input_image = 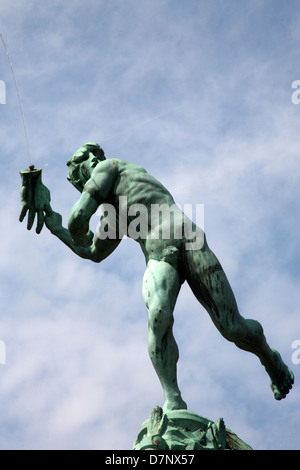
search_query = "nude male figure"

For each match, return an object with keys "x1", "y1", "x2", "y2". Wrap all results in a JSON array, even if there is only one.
[{"x1": 20, "y1": 142, "x2": 294, "y2": 411}]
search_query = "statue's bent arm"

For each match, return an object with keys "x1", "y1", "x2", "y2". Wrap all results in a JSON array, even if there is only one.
[
  {"x1": 46, "y1": 207, "x2": 122, "y2": 263},
  {"x1": 66, "y1": 162, "x2": 121, "y2": 261}
]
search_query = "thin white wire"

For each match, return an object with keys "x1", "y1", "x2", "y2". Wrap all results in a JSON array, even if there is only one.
[
  {"x1": 100, "y1": 105, "x2": 181, "y2": 145},
  {"x1": 0, "y1": 33, "x2": 32, "y2": 166}
]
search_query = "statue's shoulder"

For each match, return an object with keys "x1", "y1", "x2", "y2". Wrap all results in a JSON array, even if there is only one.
[
  {"x1": 104, "y1": 158, "x2": 148, "y2": 174},
  {"x1": 93, "y1": 158, "x2": 122, "y2": 174},
  {"x1": 93, "y1": 159, "x2": 150, "y2": 186}
]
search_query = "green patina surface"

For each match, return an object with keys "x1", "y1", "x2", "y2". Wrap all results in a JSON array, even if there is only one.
[
  {"x1": 19, "y1": 142, "x2": 294, "y2": 449},
  {"x1": 133, "y1": 407, "x2": 252, "y2": 450}
]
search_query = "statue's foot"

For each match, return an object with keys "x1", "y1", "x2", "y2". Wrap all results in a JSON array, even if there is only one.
[
  {"x1": 268, "y1": 350, "x2": 294, "y2": 400},
  {"x1": 163, "y1": 394, "x2": 188, "y2": 412}
]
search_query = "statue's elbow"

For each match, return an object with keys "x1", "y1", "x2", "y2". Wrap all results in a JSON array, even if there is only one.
[
  {"x1": 89, "y1": 253, "x2": 102, "y2": 263},
  {"x1": 88, "y1": 245, "x2": 106, "y2": 263}
]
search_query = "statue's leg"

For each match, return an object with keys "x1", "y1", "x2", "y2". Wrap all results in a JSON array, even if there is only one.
[
  {"x1": 142, "y1": 259, "x2": 187, "y2": 411},
  {"x1": 183, "y1": 237, "x2": 294, "y2": 400}
]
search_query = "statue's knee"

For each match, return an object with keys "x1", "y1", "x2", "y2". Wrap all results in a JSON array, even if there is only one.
[
  {"x1": 223, "y1": 324, "x2": 242, "y2": 343},
  {"x1": 225, "y1": 319, "x2": 264, "y2": 345},
  {"x1": 223, "y1": 321, "x2": 248, "y2": 343},
  {"x1": 148, "y1": 306, "x2": 173, "y2": 333},
  {"x1": 245, "y1": 319, "x2": 264, "y2": 346}
]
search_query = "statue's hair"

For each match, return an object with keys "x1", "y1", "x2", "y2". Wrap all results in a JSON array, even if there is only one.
[{"x1": 66, "y1": 142, "x2": 105, "y2": 168}]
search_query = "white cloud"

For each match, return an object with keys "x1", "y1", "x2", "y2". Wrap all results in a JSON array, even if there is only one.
[{"x1": 0, "y1": 0, "x2": 299, "y2": 451}]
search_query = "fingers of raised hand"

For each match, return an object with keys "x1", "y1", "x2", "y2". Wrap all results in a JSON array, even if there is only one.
[
  {"x1": 19, "y1": 203, "x2": 29, "y2": 223},
  {"x1": 27, "y1": 208, "x2": 36, "y2": 231},
  {"x1": 36, "y1": 210, "x2": 45, "y2": 234}
]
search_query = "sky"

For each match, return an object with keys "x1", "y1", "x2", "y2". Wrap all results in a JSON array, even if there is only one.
[{"x1": 0, "y1": 0, "x2": 299, "y2": 450}]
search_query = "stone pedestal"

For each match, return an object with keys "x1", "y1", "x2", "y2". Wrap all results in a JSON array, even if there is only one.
[{"x1": 133, "y1": 407, "x2": 252, "y2": 450}]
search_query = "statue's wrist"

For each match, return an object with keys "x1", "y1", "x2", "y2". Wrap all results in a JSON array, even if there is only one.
[{"x1": 45, "y1": 213, "x2": 63, "y2": 236}]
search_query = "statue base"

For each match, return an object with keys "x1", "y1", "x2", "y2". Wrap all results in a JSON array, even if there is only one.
[{"x1": 133, "y1": 407, "x2": 252, "y2": 450}]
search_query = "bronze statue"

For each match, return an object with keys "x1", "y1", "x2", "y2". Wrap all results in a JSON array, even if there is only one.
[{"x1": 19, "y1": 142, "x2": 294, "y2": 412}]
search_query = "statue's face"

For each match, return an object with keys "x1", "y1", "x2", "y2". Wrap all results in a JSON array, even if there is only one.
[
  {"x1": 67, "y1": 162, "x2": 84, "y2": 192},
  {"x1": 67, "y1": 147, "x2": 95, "y2": 192}
]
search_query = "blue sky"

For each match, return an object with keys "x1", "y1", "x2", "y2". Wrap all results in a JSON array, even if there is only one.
[{"x1": 0, "y1": 0, "x2": 300, "y2": 450}]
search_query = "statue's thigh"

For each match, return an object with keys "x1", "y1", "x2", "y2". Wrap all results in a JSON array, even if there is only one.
[{"x1": 142, "y1": 259, "x2": 181, "y2": 316}]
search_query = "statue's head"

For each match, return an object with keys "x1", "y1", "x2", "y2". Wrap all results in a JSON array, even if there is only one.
[{"x1": 66, "y1": 142, "x2": 105, "y2": 192}]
